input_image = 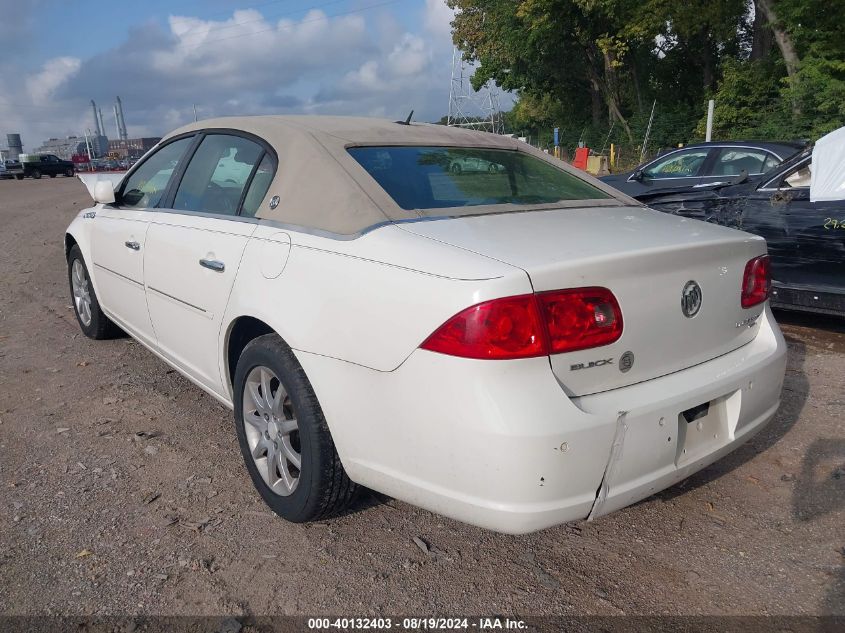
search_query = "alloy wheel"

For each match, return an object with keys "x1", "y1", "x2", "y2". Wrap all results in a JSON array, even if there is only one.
[
  {"x1": 71, "y1": 259, "x2": 92, "y2": 326},
  {"x1": 242, "y1": 366, "x2": 301, "y2": 496}
]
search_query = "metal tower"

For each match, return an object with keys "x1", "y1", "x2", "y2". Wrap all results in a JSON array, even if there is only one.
[{"x1": 446, "y1": 48, "x2": 503, "y2": 134}]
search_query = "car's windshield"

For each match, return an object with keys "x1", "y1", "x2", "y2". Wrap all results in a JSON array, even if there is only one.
[{"x1": 348, "y1": 146, "x2": 610, "y2": 211}]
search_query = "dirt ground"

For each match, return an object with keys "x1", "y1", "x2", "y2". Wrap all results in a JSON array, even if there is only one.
[{"x1": 0, "y1": 177, "x2": 842, "y2": 618}]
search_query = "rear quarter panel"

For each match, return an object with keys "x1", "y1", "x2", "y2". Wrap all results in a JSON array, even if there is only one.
[{"x1": 219, "y1": 223, "x2": 531, "y2": 393}]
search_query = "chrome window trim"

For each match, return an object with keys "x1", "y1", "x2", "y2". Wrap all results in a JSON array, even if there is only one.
[{"x1": 149, "y1": 207, "x2": 263, "y2": 226}]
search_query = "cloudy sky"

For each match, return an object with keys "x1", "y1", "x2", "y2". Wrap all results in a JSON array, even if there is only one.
[{"x1": 0, "y1": 0, "x2": 505, "y2": 151}]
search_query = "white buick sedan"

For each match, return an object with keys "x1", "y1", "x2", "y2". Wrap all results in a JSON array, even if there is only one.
[{"x1": 66, "y1": 116, "x2": 787, "y2": 533}]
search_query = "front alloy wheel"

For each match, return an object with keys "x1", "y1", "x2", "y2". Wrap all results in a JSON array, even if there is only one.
[
  {"x1": 71, "y1": 259, "x2": 92, "y2": 326},
  {"x1": 66, "y1": 244, "x2": 121, "y2": 339}
]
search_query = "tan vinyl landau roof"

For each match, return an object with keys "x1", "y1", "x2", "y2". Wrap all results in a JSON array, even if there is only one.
[{"x1": 163, "y1": 115, "x2": 639, "y2": 236}]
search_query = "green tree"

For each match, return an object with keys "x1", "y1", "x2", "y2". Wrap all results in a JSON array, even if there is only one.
[{"x1": 447, "y1": 0, "x2": 843, "y2": 153}]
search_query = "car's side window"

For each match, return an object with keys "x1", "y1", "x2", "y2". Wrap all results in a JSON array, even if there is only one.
[
  {"x1": 120, "y1": 137, "x2": 193, "y2": 209},
  {"x1": 240, "y1": 154, "x2": 275, "y2": 218},
  {"x1": 761, "y1": 153, "x2": 781, "y2": 172},
  {"x1": 642, "y1": 149, "x2": 709, "y2": 178},
  {"x1": 783, "y1": 163, "x2": 812, "y2": 189},
  {"x1": 173, "y1": 134, "x2": 264, "y2": 216},
  {"x1": 711, "y1": 148, "x2": 774, "y2": 176}
]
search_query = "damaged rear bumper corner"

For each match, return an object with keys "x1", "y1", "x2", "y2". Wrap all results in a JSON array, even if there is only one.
[{"x1": 580, "y1": 305, "x2": 787, "y2": 521}]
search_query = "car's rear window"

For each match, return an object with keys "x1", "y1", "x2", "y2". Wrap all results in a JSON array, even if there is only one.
[{"x1": 348, "y1": 146, "x2": 610, "y2": 211}]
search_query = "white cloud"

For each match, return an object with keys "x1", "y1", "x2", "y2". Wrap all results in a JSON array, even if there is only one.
[
  {"x1": 423, "y1": 0, "x2": 455, "y2": 41},
  {"x1": 26, "y1": 57, "x2": 81, "y2": 102},
  {"x1": 0, "y1": 1, "x2": 506, "y2": 151},
  {"x1": 387, "y1": 34, "x2": 430, "y2": 77}
]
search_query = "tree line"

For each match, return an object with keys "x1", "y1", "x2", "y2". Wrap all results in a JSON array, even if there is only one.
[{"x1": 447, "y1": 0, "x2": 844, "y2": 154}]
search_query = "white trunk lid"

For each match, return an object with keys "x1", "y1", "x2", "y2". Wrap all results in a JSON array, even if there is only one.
[{"x1": 400, "y1": 206, "x2": 768, "y2": 396}]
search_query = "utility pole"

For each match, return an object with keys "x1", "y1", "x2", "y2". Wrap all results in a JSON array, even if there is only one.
[
  {"x1": 640, "y1": 100, "x2": 657, "y2": 163},
  {"x1": 705, "y1": 99, "x2": 715, "y2": 142},
  {"x1": 193, "y1": 104, "x2": 198, "y2": 122}
]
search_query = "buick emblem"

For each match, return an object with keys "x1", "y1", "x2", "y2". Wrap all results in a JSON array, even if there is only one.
[
  {"x1": 619, "y1": 351, "x2": 634, "y2": 373},
  {"x1": 681, "y1": 280, "x2": 702, "y2": 318},
  {"x1": 269, "y1": 195, "x2": 280, "y2": 210}
]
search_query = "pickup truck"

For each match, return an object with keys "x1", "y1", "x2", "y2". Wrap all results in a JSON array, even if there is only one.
[{"x1": 8, "y1": 154, "x2": 75, "y2": 179}]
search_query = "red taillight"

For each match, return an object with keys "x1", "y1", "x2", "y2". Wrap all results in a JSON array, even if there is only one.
[
  {"x1": 741, "y1": 255, "x2": 771, "y2": 308},
  {"x1": 420, "y1": 294, "x2": 546, "y2": 360},
  {"x1": 420, "y1": 287, "x2": 622, "y2": 360},
  {"x1": 537, "y1": 287, "x2": 623, "y2": 354}
]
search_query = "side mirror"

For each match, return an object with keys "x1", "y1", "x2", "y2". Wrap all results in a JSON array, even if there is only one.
[
  {"x1": 631, "y1": 169, "x2": 645, "y2": 181},
  {"x1": 93, "y1": 180, "x2": 116, "y2": 204}
]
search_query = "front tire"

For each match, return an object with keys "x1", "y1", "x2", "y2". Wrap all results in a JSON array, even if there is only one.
[
  {"x1": 233, "y1": 334, "x2": 357, "y2": 522},
  {"x1": 67, "y1": 245, "x2": 120, "y2": 339},
  {"x1": 65, "y1": 168, "x2": 74, "y2": 177},
  {"x1": 31, "y1": 169, "x2": 41, "y2": 179}
]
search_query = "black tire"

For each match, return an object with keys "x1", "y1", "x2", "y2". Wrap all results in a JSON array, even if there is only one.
[
  {"x1": 67, "y1": 245, "x2": 121, "y2": 340},
  {"x1": 233, "y1": 334, "x2": 357, "y2": 522},
  {"x1": 49, "y1": 173, "x2": 56, "y2": 178},
  {"x1": 450, "y1": 162, "x2": 462, "y2": 174},
  {"x1": 15, "y1": 174, "x2": 23, "y2": 180},
  {"x1": 31, "y1": 169, "x2": 41, "y2": 179},
  {"x1": 65, "y1": 168, "x2": 74, "y2": 177}
]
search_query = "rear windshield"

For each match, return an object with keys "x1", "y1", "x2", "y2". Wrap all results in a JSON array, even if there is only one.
[{"x1": 348, "y1": 146, "x2": 610, "y2": 211}]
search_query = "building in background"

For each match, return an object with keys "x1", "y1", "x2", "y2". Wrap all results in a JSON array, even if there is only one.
[
  {"x1": 34, "y1": 136, "x2": 91, "y2": 160},
  {"x1": 107, "y1": 137, "x2": 160, "y2": 159},
  {"x1": 35, "y1": 134, "x2": 108, "y2": 160},
  {"x1": 5, "y1": 134, "x2": 23, "y2": 160},
  {"x1": 89, "y1": 100, "x2": 110, "y2": 157},
  {"x1": 89, "y1": 134, "x2": 110, "y2": 157}
]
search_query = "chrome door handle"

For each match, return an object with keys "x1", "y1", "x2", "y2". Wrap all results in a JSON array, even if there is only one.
[
  {"x1": 125, "y1": 240, "x2": 140, "y2": 251},
  {"x1": 199, "y1": 258, "x2": 225, "y2": 272}
]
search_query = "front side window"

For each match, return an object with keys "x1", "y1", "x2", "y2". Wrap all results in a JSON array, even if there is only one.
[
  {"x1": 348, "y1": 146, "x2": 609, "y2": 211},
  {"x1": 121, "y1": 137, "x2": 193, "y2": 208},
  {"x1": 642, "y1": 149, "x2": 709, "y2": 178},
  {"x1": 712, "y1": 148, "x2": 775, "y2": 176},
  {"x1": 173, "y1": 134, "x2": 264, "y2": 216},
  {"x1": 783, "y1": 162, "x2": 812, "y2": 188}
]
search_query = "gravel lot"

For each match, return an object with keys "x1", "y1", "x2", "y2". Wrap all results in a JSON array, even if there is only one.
[{"x1": 0, "y1": 177, "x2": 842, "y2": 618}]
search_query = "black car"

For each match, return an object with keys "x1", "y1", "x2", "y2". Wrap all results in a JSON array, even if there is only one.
[
  {"x1": 601, "y1": 141, "x2": 806, "y2": 198},
  {"x1": 636, "y1": 147, "x2": 844, "y2": 317},
  {"x1": 7, "y1": 154, "x2": 76, "y2": 179}
]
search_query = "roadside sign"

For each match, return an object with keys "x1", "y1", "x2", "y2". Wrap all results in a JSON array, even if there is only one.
[{"x1": 553, "y1": 127, "x2": 559, "y2": 146}]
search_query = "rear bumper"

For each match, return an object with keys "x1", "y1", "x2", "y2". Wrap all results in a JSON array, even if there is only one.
[{"x1": 299, "y1": 306, "x2": 787, "y2": 534}]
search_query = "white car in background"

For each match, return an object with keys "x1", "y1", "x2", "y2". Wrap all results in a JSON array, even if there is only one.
[{"x1": 65, "y1": 116, "x2": 786, "y2": 533}]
